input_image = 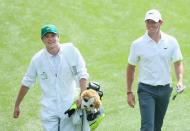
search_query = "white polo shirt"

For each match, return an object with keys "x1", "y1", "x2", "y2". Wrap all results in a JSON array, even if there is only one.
[
  {"x1": 128, "y1": 32, "x2": 183, "y2": 86},
  {"x1": 22, "y1": 43, "x2": 89, "y2": 117}
]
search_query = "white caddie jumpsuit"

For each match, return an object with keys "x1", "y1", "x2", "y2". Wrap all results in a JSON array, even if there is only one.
[{"x1": 22, "y1": 43, "x2": 89, "y2": 131}]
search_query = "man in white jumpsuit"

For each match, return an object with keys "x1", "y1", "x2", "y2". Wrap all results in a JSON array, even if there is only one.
[{"x1": 13, "y1": 24, "x2": 89, "y2": 131}]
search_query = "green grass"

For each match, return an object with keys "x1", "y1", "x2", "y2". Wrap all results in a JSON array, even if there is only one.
[{"x1": 0, "y1": 0, "x2": 190, "y2": 130}]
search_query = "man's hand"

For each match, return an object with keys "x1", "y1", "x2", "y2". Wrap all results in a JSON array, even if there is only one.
[
  {"x1": 172, "y1": 82, "x2": 186, "y2": 100},
  {"x1": 76, "y1": 98, "x2": 82, "y2": 108},
  {"x1": 174, "y1": 61, "x2": 184, "y2": 93},
  {"x1": 176, "y1": 81, "x2": 185, "y2": 93},
  {"x1": 176, "y1": 81, "x2": 183, "y2": 89},
  {"x1": 13, "y1": 85, "x2": 29, "y2": 119},
  {"x1": 127, "y1": 92, "x2": 135, "y2": 108},
  {"x1": 64, "y1": 102, "x2": 78, "y2": 117},
  {"x1": 13, "y1": 106, "x2": 20, "y2": 118},
  {"x1": 126, "y1": 64, "x2": 136, "y2": 108}
]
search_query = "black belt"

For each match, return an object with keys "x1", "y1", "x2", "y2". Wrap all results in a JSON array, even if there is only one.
[{"x1": 139, "y1": 82, "x2": 170, "y2": 87}]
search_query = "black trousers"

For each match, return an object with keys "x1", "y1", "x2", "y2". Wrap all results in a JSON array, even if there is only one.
[{"x1": 138, "y1": 83, "x2": 173, "y2": 131}]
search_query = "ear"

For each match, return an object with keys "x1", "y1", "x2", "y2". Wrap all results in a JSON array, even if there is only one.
[
  {"x1": 94, "y1": 96, "x2": 101, "y2": 109},
  {"x1": 41, "y1": 37, "x2": 45, "y2": 43},
  {"x1": 159, "y1": 20, "x2": 164, "y2": 25},
  {"x1": 81, "y1": 90, "x2": 88, "y2": 98}
]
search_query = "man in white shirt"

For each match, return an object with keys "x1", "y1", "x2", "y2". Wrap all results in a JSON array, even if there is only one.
[
  {"x1": 13, "y1": 24, "x2": 89, "y2": 131},
  {"x1": 126, "y1": 9, "x2": 184, "y2": 131}
]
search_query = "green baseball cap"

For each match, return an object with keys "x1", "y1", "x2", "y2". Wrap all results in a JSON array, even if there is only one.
[{"x1": 41, "y1": 24, "x2": 58, "y2": 38}]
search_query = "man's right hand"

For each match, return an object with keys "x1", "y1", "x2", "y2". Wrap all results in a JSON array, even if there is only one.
[
  {"x1": 13, "y1": 85, "x2": 29, "y2": 119},
  {"x1": 127, "y1": 92, "x2": 135, "y2": 108},
  {"x1": 13, "y1": 106, "x2": 20, "y2": 118}
]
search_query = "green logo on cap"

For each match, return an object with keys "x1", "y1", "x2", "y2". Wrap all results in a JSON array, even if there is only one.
[{"x1": 41, "y1": 24, "x2": 58, "y2": 38}]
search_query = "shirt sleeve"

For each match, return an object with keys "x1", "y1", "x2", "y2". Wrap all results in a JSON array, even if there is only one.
[
  {"x1": 74, "y1": 47, "x2": 89, "y2": 80},
  {"x1": 21, "y1": 57, "x2": 37, "y2": 88},
  {"x1": 71, "y1": 47, "x2": 89, "y2": 80},
  {"x1": 171, "y1": 39, "x2": 183, "y2": 63},
  {"x1": 128, "y1": 43, "x2": 139, "y2": 65}
]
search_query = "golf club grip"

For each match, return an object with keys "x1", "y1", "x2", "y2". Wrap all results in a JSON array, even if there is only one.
[{"x1": 172, "y1": 94, "x2": 177, "y2": 100}]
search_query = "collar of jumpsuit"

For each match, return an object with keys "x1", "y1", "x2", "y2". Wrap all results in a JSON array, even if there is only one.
[{"x1": 45, "y1": 47, "x2": 62, "y2": 78}]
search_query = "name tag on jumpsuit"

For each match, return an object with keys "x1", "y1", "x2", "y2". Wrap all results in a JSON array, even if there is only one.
[{"x1": 40, "y1": 72, "x2": 48, "y2": 80}]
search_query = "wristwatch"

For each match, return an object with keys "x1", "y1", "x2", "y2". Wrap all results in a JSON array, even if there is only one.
[{"x1": 127, "y1": 91, "x2": 133, "y2": 95}]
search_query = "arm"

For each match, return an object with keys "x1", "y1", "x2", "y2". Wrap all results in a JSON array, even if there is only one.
[
  {"x1": 80, "y1": 78, "x2": 88, "y2": 93},
  {"x1": 72, "y1": 46, "x2": 89, "y2": 106},
  {"x1": 73, "y1": 46, "x2": 89, "y2": 93},
  {"x1": 13, "y1": 85, "x2": 29, "y2": 118},
  {"x1": 64, "y1": 78, "x2": 88, "y2": 115},
  {"x1": 174, "y1": 60, "x2": 184, "y2": 88},
  {"x1": 13, "y1": 55, "x2": 37, "y2": 118},
  {"x1": 75, "y1": 78, "x2": 87, "y2": 107},
  {"x1": 126, "y1": 64, "x2": 136, "y2": 108}
]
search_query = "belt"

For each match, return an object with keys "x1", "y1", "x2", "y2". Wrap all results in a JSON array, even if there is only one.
[{"x1": 139, "y1": 82, "x2": 170, "y2": 87}]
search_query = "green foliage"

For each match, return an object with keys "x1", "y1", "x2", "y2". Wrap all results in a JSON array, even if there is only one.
[{"x1": 0, "y1": 0, "x2": 189, "y2": 130}]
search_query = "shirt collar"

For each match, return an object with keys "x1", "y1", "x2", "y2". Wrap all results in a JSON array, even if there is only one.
[
  {"x1": 45, "y1": 45, "x2": 62, "y2": 57},
  {"x1": 144, "y1": 31, "x2": 165, "y2": 42}
]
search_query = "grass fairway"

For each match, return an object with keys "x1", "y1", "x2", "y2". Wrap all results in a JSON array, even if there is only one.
[{"x1": 0, "y1": 0, "x2": 190, "y2": 131}]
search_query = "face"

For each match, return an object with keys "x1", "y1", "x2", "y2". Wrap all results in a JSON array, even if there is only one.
[
  {"x1": 41, "y1": 33, "x2": 59, "y2": 50},
  {"x1": 81, "y1": 97, "x2": 95, "y2": 111},
  {"x1": 81, "y1": 89, "x2": 101, "y2": 112},
  {"x1": 81, "y1": 97, "x2": 96, "y2": 112},
  {"x1": 145, "y1": 19, "x2": 162, "y2": 34}
]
